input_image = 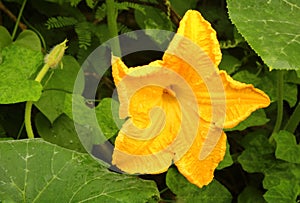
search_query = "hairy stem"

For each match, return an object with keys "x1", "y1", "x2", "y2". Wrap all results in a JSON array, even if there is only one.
[
  {"x1": 270, "y1": 71, "x2": 284, "y2": 141},
  {"x1": 24, "y1": 64, "x2": 50, "y2": 139},
  {"x1": 284, "y1": 101, "x2": 300, "y2": 133},
  {"x1": 11, "y1": 0, "x2": 27, "y2": 40},
  {"x1": 106, "y1": 0, "x2": 121, "y2": 56}
]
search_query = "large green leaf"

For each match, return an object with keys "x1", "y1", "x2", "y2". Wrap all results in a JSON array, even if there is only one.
[
  {"x1": 166, "y1": 167, "x2": 232, "y2": 202},
  {"x1": 0, "y1": 139, "x2": 160, "y2": 202},
  {"x1": 227, "y1": 0, "x2": 300, "y2": 70},
  {"x1": 273, "y1": 130, "x2": 300, "y2": 164},
  {"x1": 0, "y1": 44, "x2": 43, "y2": 104}
]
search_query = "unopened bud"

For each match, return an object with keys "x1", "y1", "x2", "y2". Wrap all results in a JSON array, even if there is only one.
[{"x1": 44, "y1": 39, "x2": 68, "y2": 68}]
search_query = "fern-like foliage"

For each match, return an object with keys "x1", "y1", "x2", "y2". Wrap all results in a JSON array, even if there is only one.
[
  {"x1": 114, "y1": 2, "x2": 145, "y2": 14},
  {"x1": 70, "y1": 0, "x2": 82, "y2": 7},
  {"x1": 86, "y1": 0, "x2": 99, "y2": 8},
  {"x1": 45, "y1": 16, "x2": 78, "y2": 29},
  {"x1": 118, "y1": 24, "x2": 137, "y2": 39},
  {"x1": 95, "y1": 3, "x2": 107, "y2": 21},
  {"x1": 75, "y1": 22, "x2": 92, "y2": 50}
]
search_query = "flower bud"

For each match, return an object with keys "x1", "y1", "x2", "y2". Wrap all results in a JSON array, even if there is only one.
[{"x1": 44, "y1": 39, "x2": 68, "y2": 68}]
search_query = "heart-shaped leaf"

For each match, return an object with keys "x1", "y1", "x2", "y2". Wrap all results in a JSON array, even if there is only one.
[{"x1": 0, "y1": 139, "x2": 160, "y2": 202}]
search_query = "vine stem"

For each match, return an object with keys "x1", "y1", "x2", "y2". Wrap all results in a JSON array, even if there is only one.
[
  {"x1": 106, "y1": 0, "x2": 121, "y2": 56},
  {"x1": 24, "y1": 64, "x2": 50, "y2": 139},
  {"x1": 0, "y1": 1, "x2": 27, "y2": 31},
  {"x1": 11, "y1": 0, "x2": 27, "y2": 40},
  {"x1": 270, "y1": 71, "x2": 284, "y2": 141},
  {"x1": 284, "y1": 101, "x2": 300, "y2": 133}
]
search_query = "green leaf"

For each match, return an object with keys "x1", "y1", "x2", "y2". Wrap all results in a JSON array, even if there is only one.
[
  {"x1": 217, "y1": 141, "x2": 233, "y2": 170},
  {"x1": 96, "y1": 98, "x2": 123, "y2": 140},
  {"x1": 263, "y1": 179, "x2": 300, "y2": 203},
  {"x1": 219, "y1": 53, "x2": 241, "y2": 75},
  {"x1": 225, "y1": 109, "x2": 270, "y2": 131},
  {"x1": 14, "y1": 30, "x2": 41, "y2": 52},
  {"x1": 238, "y1": 132, "x2": 300, "y2": 203},
  {"x1": 238, "y1": 186, "x2": 266, "y2": 203},
  {"x1": 0, "y1": 139, "x2": 159, "y2": 202},
  {"x1": 64, "y1": 94, "x2": 122, "y2": 147},
  {"x1": 238, "y1": 133, "x2": 275, "y2": 173},
  {"x1": 35, "y1": 56, "x2": 83, "y2": 122},
  {"x1": 0, "y1": 26, "x2": 12, "y2": 50},
  {"x1": 227, "y1": 0, "x2": 300, "y2": 70},
  {"x1": 134, "y1": 6, "x2": 174, "y2": 45},
  {"x1": 273, "y1": 130, "x2": 300, "y2": 164},
  {"x1": 43, "y1": 55, "x2": 83, "y2": 93},
  {"x1": 35, "y1": 90, "x2": 66, "y2": 123},
  {"x1": 0, "y1": 44, "x2": 43, "y2": 104},
  {"x1": 35, "y1": 113, "x2": 86, "y2": 153},
  {"x1": 166, "y1": 167, "x2": 232, "y2": 202}
]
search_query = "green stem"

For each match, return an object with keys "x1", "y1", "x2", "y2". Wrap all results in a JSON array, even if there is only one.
[
  {"x1": 270, "y1": 71, "x2": 284, "y2": 141},
  {"x1": 11, "y1": 0, "x2": 27, "y2": 40},
  {"x1": 284, "y1": 101, "x2": 300, "y2": 133},
  {"x1": 25, "y1": 101, "x2": 34, "y2": 139},
  {"x1": 24, "y1": 64, "x2": 50, "y2": 139},
  {"x1": 35, "y1": 64, "x2": 50, "y2": 82},
  {"x1": 106, "y1": 0, "x2": 121, "y2": 56}
]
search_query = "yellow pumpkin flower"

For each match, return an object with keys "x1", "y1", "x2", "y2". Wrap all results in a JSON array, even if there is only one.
[{"x1": 111, "y1": 10, "x2": 270, "y2": 188}]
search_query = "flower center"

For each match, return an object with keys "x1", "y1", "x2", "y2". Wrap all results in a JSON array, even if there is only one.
[{"x1": 163, "y1": 85, "x2": 176, "y2": 98}]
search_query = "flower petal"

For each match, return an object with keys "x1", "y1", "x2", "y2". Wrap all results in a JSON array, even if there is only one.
[
  {"x1": 112, "y1": 62, "x2": 183, "y2": 173},
  {"x1": 166, "y1": 10, "x2": 221, "y2": 66},
  {"x1": 175, "y1": 120, "x2": 227, "y2": 188},
  {"x1": 220, "y1": 71, "x2": 270, "y2": 128}
]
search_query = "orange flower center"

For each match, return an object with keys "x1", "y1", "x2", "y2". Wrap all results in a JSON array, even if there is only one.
[{"x1": 163, "y1": 85, "x2": 176, "y2": 98}]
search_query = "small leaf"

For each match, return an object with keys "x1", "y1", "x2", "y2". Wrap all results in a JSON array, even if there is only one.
[
  {"x1": 97, "y1": 98, "x2": 123, "y2": 140},
  {"x1": 64, "y1": 94, "x2": 122, "y2": 147},
  {"x1": 219, "y1": 53, "x2": 241, "y2": 75},
  {"x1": 34, "y1": 90, "x2": 66, "y2": 123},
  {"x1": 217, "y1": 141, "x2": 233, "y2": 170},
  {"x1": 0, "y1": 26, "x2": 12, "y2": 49},
  {"x1": 273, "y1": 130, "x2": 300, "y2": 164},
  {"x1": 0, "y1": 44, "x2": 43, "y2": 104},
  {"x1": 225, "y1": 109, "x2": 270, "y2": 131},
  {"x1": 227, "y1": 0, "x2": 300, "y2": 70},
  {"x1": 0, "y1": 139, "x2": 160, "y2": 202},
  {"x1": 35, "y1": 113, "x2": 86, "y2": 152},
  {"x1": 166, "y1": 167, "x2": 232, "y2": 202},
  {"x1": 35, "y1": 56, "x2": 83, "y2": 123},
  {"x1": 14, "y1": 30, "x2": 41, "y2": 52},
  {"x1": 43, "y1": 55, "x2": 83, "y2": 93}
]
